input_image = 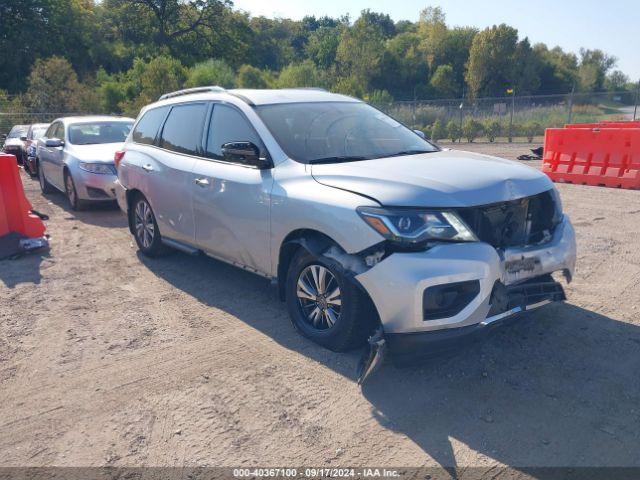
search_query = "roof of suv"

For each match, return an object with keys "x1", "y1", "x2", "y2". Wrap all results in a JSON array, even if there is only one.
[
  {"x1": 156, "y1": 87, "x2": 360, "y2": 107},
  {"x1": 229, "y1": 88, "x2": 360, "y2": 106}
]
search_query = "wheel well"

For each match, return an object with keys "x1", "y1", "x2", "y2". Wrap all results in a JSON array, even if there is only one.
[
  {"x1": 125, "y1": 188, "x2": 143, "y2": 234},
  {"x1": 277, "y1": 229, "x2": 337, "y2": 301}
]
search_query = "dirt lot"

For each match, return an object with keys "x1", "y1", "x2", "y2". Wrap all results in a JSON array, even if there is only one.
[{"x1": 1, "y1": 143, "x2": 639, "y2": 469}]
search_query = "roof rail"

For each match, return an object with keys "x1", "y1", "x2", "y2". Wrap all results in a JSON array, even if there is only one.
[
  {"x1": 289, "y1": 87, "x2": 327, "y2": 92},
  {"x1": 159, "y1": 86, "x2": 225, "y2": 101}
]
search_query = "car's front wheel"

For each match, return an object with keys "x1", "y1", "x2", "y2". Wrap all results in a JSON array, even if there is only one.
[
  {"x1": 131, "y1": 194, "x2": 168, "y2": 257},
  {"x1": 64, "y1": 171, "x2": 86, "y2": 210},
  {"x1": 38, "y1": 160, "x2": 55, "y2": 194},
  {"x1": 286, "y1": 248, "x2": 374, "y2": 352}
]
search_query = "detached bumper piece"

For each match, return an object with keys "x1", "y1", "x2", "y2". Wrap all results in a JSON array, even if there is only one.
[{"x1": 384, "y1": 274, "x2": 566, "y2": 368}]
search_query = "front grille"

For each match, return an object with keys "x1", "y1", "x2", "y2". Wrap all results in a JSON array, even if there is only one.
[
  {"x1": 457, "y1": 190, "x2": 558, "y2": 249},
  {"x1": 487, "y1": 275, "x2": 566, "y2": 317}
]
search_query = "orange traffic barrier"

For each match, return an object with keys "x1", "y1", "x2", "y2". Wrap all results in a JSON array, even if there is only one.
[
  {"x1": 565, "y1": 121, "x2": 640, "y2": 129},
  {"x1": 0, "y1": 153, "x2": 46, "y2": 238},
  {"x1": 542, "y1": 127, "x2": 640, "y2": 189}
]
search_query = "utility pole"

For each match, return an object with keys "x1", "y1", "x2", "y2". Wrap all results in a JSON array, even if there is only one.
[
  {"x1": 634, "y1": 79, "x2": 640, "y2": 121},
  {"x1": 567, "y1": 83, "x2": 575, "y2": 124},
  {"x1": 508, "y1": 86, "x2": 516, "y2": 143},
  {"x1": 457, "y1": 87, "x2": 464, "y2": 143}
]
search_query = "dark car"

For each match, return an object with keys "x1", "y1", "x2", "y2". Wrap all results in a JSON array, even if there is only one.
[
  {"x1": 22, "y1": 123, "x2": 50, "y2": 177},
  {"x1": 1, "y1": 124, "x2": 29, "y2": 164}
]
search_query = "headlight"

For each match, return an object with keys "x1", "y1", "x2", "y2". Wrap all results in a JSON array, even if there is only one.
[
  {"x1": 357, "y1": 206, "x2": 477, "y2": 245},
  {"x1": 78, "y1": 162, "x2": 116, "y2": 175},
  {"x1": 549, "y1": 187, "x2": 563, "y2": 224}
]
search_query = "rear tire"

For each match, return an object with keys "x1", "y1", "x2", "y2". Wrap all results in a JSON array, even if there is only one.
[
  {"x1": 286, "y1": 248, "x2": 374, "y2": 352},
  {"x1": 38, "y1": 160, "x2": 55, "y2": 194},
  {"x1": 131, "y1": 194, "x2": 169, "y2": 257}
]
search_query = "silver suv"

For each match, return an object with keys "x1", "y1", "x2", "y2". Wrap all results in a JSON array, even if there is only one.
[{"x1": 116, "y1": 87, "x2": 576, "y2": 376}]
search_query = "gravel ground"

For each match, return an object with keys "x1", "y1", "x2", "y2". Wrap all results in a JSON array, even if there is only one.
[{"x1": 1, "y1": 143, "x2": 639, "y2": 470}]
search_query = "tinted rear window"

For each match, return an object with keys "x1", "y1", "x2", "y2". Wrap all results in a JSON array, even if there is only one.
[
  {"x1": 159, "y1": 103, "x2": 208, "y2": 156},
  {"x1": 132, "y1": 106, "x2": 169, "y2": 145}
]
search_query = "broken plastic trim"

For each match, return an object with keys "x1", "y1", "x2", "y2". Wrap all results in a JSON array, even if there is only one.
[{"x1": 356, "y1": 327, "x2": 387, "y2": 385}]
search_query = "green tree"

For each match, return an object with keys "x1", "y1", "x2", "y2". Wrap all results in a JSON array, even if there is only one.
[
  {"x1": 465, "y1": 24, "x2": 519, "y2": 98},
  {"x1": 447, "y1": 120, "x2": 461, "y2": 142},
  {"x1": 523, "y1": 121, "x2": 542, "y2": 142},
  {"x1": 462, "y1": 118, "x2": 483, "y2": 142},
  {"x1": 430, "y1": 119, "x2": 446, "y2": 142},
  {"x1": 417, "y1": 6, "x2": 448, "y2": 70},
  {"x1": 118, "y1": 55, "x2": 186, "y2": 116},
  {"x1": 306, "y1": 26, "x2": 342, "y2": 69},
  {"x1": 277, "y1": 61, "x2": 325, "y2": 88},
  {"x1": 335, "y1": 11, "x2": 385, "y2": 90},
  {"x1": 185, "y1": 59, "x2": 235, "y2": 88},
  {"x1": 429, "y1": 64, "x2": 457, "y2": 97},
  {"x1": 26, "y1": 56, "x2": 94, "y2": 113},
  {"x1": 578, "y1": 49, "x2": 616, "y2": 92},
  {"x1": 236, "y1": 65, "x2": 269, "y2": 88},
  {"x1": 605, "y1": 70, "x2": 629, "y2": 92},
  {"x1": 484, "y1": 120, "x2": 502, "y2": 142}
]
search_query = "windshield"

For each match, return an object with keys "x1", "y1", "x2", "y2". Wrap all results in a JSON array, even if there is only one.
[
  {"x1": 7, "y1": 125, "x2": 28, "y2": 138},
  {"x1": 255, "y1": 102, "x2": 437, "y2": 163},
  {"x1": 31, "y1": 125, "x2": 49, "y2": 139},
  {"x1": 68, "y1": 121, "x2": 133, "y2": 145}
]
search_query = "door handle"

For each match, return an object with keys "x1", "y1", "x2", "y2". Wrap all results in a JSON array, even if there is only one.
[
  {"x1": 142, "y1": 164, "x2": 154, "y2": 172},
  {"x1": 194, "y1": 178, "x2": 210, "y2": 187}
]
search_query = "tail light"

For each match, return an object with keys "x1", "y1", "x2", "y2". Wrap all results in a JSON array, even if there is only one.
[{"x1": 114, "y1": 150, "x2": 126, "y2": 169}]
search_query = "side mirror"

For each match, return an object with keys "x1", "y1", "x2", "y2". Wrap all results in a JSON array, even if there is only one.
[
  {"x1": 0, "y1": 134, "x2": 6, "y2": 140},
  {"x1": 46, "y1": 138, "x2": 64, "y2": 148},
  {"x1": 221, "y1": 141, "x2": 271, "y2": 168},
  {"x1": 413, "y1": 129, "x2": 426, "y2": 139},
  {"x1": 20, "y1": 136, "x2": 27, "y2": 141}
]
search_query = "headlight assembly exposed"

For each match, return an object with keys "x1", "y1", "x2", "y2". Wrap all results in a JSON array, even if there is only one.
[
  {"x1": 549, "y1": 187, "x2": 564, "y2": 224},
  {"x1": 78, "y1": 162, "x2": 116, "y2": 175},
  {"x1": 357, "y1": 206, "x2": 477, "y2": 245}
]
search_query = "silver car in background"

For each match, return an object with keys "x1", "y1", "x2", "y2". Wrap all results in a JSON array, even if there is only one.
[
  {"x1": 37, "y1": 116, "x2": 134, "y2": 209},
  {"x1": 116, "y1": 87, "x2": 576, "y2": 381},
  {"x1": 1, "y1": 124, "x2": 29, "y2": 164}
]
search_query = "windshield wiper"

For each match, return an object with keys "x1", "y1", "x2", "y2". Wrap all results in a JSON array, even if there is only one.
[
  {"x1": 384, "y1": 149, "x2": 435, "y2": 158},
  {"x1": 308, "y1": 155, "x2": 370, "y2": 164}
]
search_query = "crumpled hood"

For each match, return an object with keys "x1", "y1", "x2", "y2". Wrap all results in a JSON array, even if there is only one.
[
  {"x1": 311, "y1": 149, "x2": 553, "y2": 207},
  {"x1": 67, "y1": 142, "x2": 124, "y2": 163}
]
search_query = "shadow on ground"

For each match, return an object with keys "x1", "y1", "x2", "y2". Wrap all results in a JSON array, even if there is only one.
[
  {"x1": 0, "y1": 250, "x2": 49, "y2": 288},
  {"x1": 140, "y1": 250, "x2": 640, "y2": 469},
  {"x1": 42, "y1": 191, "x2": 127, "y2": 228}
]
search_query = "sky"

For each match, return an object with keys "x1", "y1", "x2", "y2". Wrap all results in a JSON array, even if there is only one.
[{"x1": 233, "y1": 0, "x2": 640, "y2": 81}]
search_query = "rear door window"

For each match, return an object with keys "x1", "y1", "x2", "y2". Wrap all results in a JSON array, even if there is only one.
[
  {"x1": 132, "y1": 106, "x2": 169, "y2": 145},
  {"x1": 159, "y1": 103, "x2": 208, "y2": 156}
]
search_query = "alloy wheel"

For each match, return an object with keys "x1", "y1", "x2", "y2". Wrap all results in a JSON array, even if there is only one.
[
  {"x1": 134, "y1": 200, "x2": 155, "y2": 249},
  {"x1": 296, "y1": 264, "x2": 342, "y2": 330},
  {"x1": 66, "y1": 175, "x2": 76, "y2": 206}
]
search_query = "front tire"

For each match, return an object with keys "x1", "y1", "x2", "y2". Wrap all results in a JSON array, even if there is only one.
[
  {"x1": 286, "y1": 248, "x2": 374, "y2": 352},
  {"x1": 38, "y1": 160, "x2": 55, "y2": 194},
  {"x1": 64, "y1": 171, "x2": 86, "y2": 210},
  {"x1": 131, "y1": 194, "x2": 168, "y2": 257}
]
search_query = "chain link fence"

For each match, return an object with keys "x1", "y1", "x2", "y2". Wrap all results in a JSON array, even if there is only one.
[
  {"x1": 2, "y1": 90, "x2": 638, "y2": 143},
  {"x1": 379, "y1": 90, "x2": 638, "y2": 143}
]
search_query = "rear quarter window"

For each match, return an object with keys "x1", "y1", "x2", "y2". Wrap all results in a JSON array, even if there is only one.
[{"x1": 132, "y1": 106, "x2": 170, "y2": 145}]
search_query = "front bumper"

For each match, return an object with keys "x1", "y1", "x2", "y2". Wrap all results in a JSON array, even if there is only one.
[
  {"x1": 74, "y1": 169, "x2": 119, "y2": 202},
  {"x1": 355, "y1": 216, "x2": 576, "y2": 336}
]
